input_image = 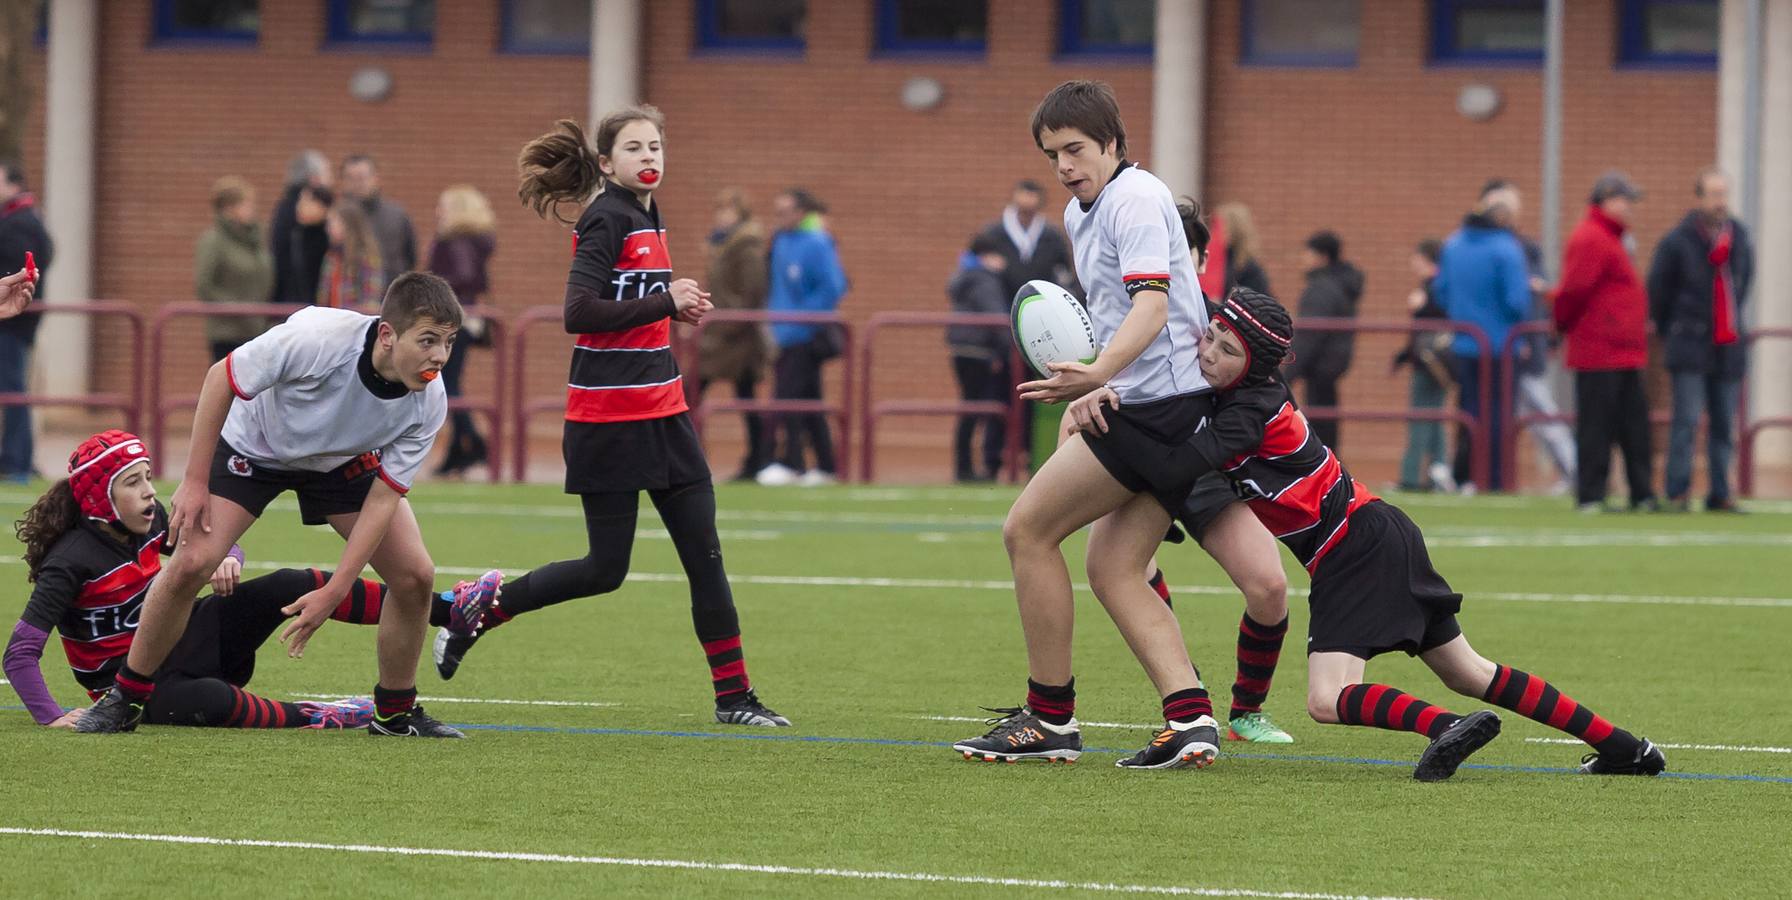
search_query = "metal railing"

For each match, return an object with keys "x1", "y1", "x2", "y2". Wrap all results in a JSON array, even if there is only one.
[
  {"x1": 1290, "y1": 318, "x2": 1494, "y2": 490},
  {"x1": 678, "y1": 310, "x2": 857, "y2": 481},
  {"x1": 856, "y1": 311, "x2": 1025, "y2": 483},
  {"x1": 0, "y1": 301, "x2": 146, "y2": 437}
]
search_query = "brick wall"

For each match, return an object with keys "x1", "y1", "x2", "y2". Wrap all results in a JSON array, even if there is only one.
[{"x1": 17, "y1": 0, "x2": 1714, "y2": 482}]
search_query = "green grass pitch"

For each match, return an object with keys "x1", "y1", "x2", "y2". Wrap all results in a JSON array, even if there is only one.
[{"x1": 2, "y1": 481, "x2": 1789, "y2": 898}]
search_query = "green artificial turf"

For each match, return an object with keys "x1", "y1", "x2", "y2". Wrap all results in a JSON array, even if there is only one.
[{"x1": 1, "y1": 482, "x2": 1788, "y2": 899}]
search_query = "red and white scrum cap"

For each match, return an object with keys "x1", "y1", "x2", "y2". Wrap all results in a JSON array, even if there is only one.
[{"x1": 68, "y1": 430, "x2": 152, "y2": 523}]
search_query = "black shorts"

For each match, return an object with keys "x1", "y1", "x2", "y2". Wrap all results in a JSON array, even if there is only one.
[
  {"x1": 1177, "y1": 472, "x2": 1242, "y2": 545},
  {"x1": 563, "y1": 412, "x2": 712, "y2": 494},
  {"x1": 1082, "y1": 392, "x2": 1215, "y2": 512},
  {"x1": 156, "y1": 594, "x2": 259, "y2": 686},
  {"x1": 1306, "y1": 500, "x2": 1463, "y2": 659},
  {"x1": 209, "y1": 440, "x2": 380, "y2": 526}
]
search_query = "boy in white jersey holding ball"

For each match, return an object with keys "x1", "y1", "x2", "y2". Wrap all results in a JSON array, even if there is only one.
[
  {"x1": 953, "y1": 81, "x2": 1223, "y2": 769},
  {"x1": 78, "y1": 273, "x2": 473, "y2": 737}
]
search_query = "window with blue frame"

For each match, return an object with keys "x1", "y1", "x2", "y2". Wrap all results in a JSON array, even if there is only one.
[
  {"x1": 875, "y1": 0, "x2": 986, "y2": 55},
  {"x1": 1060, "y1": 0, "x2": 1154, "y2": 57},
  {"x1": 696, "y1": 0, "x2": 807, "y2": 52},
  {"x1": 152, "y1": 0, "x2": 260, "y2": 45},
  {"x1": 1617, "y1": 0, "x2": 1717, "y2": 67},
  {"x1": 1431, "y1": 0, "x2": 1543, "y2": 64},
  {"x1": 501, "y1": 0, "x2": 591, "y2": 54},
  {"x1": 327, "y1": 0, "x2": 434, "y2": 48},
  {"x1": 1242, "y1": 0, "x2": 1359, "y2": 66}
]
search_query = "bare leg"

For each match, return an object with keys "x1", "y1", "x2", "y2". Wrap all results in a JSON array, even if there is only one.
[
  {"x1": 1001, "y1": 434, "x2": 1135, "y2": 685},
  {"x1": 1305, "y1": 651, "x2": 1368, "y2": 724},
  {"x1": 327, "y1": 501, "x2": 435, "y2": 692},
  {"x1": 124, "y1": 496, "x2": 258, "y2": 676},
  {"x1": 1200, "y1": 503, "x2": 1288, "y2": 623},
  {"x1": 1418, "y1": 635, "x2": 1499, "y2": 699},
  {"x1": 1085, "y1": 493, "x2": 1201, "y2": 696}
]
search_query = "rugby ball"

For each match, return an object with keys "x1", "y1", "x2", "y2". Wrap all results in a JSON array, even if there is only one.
[{"x1": 1011, "y1": 280, "x2": 1098, "y2": 378}]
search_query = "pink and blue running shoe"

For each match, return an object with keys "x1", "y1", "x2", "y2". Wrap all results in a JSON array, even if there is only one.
[
  {"x1": 300, "y1": 697, "x2": 376, "y2": 730},
  {"x1": 444, "y1": 569, "x2": 504, "y2": 637}
]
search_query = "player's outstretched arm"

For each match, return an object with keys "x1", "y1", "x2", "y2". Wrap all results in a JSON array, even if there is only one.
[
  {"x1": 278, "y1": 479, "x2": 403, "y2": 658},
  {"x1": 168, "y1": 362, "x2": 236, "y2": 549}
]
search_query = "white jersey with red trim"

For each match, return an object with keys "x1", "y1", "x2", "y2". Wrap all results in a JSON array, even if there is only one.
[
  {"x1": 221, "y1": 306, "x2": 446, "y2": 493},
  {"x1": 1061, "y1": 162, "x2": 1210, "y2": 404}
]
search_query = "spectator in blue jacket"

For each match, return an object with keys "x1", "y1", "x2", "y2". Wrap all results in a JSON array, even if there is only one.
[
  {"x1": 1435, "y1": 190, "x2": 1531, "y2": 492},
  {"x1": 758, "y1": 188, "x2": 848, "y2": 487}
]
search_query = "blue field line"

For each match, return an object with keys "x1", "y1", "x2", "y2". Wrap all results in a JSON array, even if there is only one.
[{"x1": 449, "y1": 722, "x2": 1792, "y2": 785}]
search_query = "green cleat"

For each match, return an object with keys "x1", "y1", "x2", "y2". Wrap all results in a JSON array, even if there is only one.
[{"x1": 1227, "y1": 711, "x2": 1294, "y2": 743}]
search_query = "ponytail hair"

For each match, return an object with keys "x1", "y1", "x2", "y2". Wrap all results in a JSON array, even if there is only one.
[
  {"x1": 518, "y1": 120, "x2": 604, "y2": 224},
  {"x1": 517, "y1": 105, "x2": 667, "y2": 224},
  {"x1": 16, "y1": 479, "x2": 81, "y2": 582}
]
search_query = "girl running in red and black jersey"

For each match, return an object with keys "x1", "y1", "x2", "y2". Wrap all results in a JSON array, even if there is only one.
[
  {"x1": 433, "y1": 107, "x2": 788, "y2": 727},
  {"x1": 5, "y1": 431, "x2": 488, "y2": 729},
  {"x1": 1067, "y1": 290, "x2": 1665, "y2": 781}
]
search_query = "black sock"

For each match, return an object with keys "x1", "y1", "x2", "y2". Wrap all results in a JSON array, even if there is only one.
[
  {"x1": 1162, "y1": 687, "x2": 1213, "y2": 725},
  {"x1": 428, "y1": 590, "x2": 453, "y2": 628},
  {"x1": 373, "y1": 684, "x2": 417, "y2": 719},
  {"x1": 1026, "y1": 678, "x2": 1075, "y2": 726},
  {"x1": 115, "y1": 664, "x2": 156, "y2": 701}
]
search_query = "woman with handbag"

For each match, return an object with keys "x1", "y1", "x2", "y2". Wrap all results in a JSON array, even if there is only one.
[{"x1": 426, "y1": 185, "x2": 497, "y2": 477}]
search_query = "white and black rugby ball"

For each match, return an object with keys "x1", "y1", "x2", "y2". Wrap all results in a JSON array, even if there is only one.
[{"x1": 1011, "y1": 280, "x2": 1099, "y2": 378}]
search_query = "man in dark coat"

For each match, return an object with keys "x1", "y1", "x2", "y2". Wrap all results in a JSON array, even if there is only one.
[
  {"x1": 977, "y1": 180, "x2": 1077, "y2": 299},
  {"x1": 1286, "y1": 230, "x2": 1363, "y2": 452},
  {"x1": 1648, "y1": 168, "x2": 1755, "y2": 512},
  {"x1": 268, "y1": 149, "x2": 332, "y2": 304},
  {"x1": 946, "y1": 233, "x2": 1014, "y2": 481},
  {"x1": 0, "y1": 158, "x2": 54, "y2": 481}
]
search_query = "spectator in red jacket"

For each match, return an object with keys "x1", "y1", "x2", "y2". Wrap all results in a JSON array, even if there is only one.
[{"x1": 1553, "y1": 172, "x2": 1656, "y2": 513}]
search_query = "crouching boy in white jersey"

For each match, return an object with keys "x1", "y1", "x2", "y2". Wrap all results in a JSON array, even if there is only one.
[{"x1": 79, "y1": 273, "x2": 469, "y2": 737}]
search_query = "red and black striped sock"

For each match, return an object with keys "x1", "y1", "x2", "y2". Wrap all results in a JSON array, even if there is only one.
[
  {"x1": 324, "y1": 572, "x2": 385, "y2": 625},
  {"x1": 1148, "y1": 569, "x2": 1172, "y2": 607},
  {"x1": 222, "y1": 685, "x2": 307, "y2": 729},
  {"x1": 1483, "y1": 664, "x2": 1639, "y2": 756},
  {"x1": 1026, "y1": 678, "x2": 1076, "y2": 726},
  {"x1": 373, "y1": 684, "x2": 417, "y2": 719},
  {"x1": 1230, "y1": 613, "x2": 1287, "y2": 720},
  {"x1": 703, "y1": 635, "x2": 751, "y2": 700},
  {"x1": 114, "y1": 664, "x2": 155, "y2": 702},
  {"x1": 1336, "y1": 683, "x2": 1462, "y2": 739},
  {"x1": 1162, "y1": 687, "x2": 1214, "y2": 725}
]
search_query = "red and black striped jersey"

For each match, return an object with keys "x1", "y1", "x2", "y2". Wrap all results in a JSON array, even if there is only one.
[
  {"x1": 19, "y1": 503, "x2": 170, "y2": 694},
  {"x1": 563, "y1": 186, "x2": 687, "y2": 424},
  {"x1": 1189, "y1": 380, "x2": 1377, "y2": 573}
]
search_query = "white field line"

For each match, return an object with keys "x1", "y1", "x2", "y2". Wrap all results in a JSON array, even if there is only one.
[
  {"x1": 0, "y1": 827, "x2": 1431, "y2": 900},
  {"x1": 5, "y1": 489, "x2": 1790, "y2": 538},
  {"x1": 0, "y1": 555, "x2": 1785, "y2": 609},
  {"x1": 1524, "y1": 737, "x2": 1792, "y2": 755},
  {"x1": 290, "y1": 692, "x2": 620, "y2": 709}
]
